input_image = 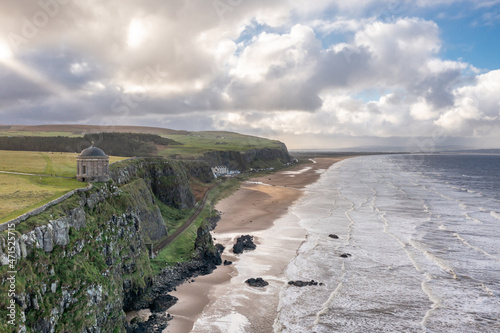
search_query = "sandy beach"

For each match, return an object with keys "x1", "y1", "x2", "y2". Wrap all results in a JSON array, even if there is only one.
[{"x1": 164, "y1": 157, "x2": 349, "y2": 333}]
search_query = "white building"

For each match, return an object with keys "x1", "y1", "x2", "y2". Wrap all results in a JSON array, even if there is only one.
[{"x1": 211, "y1": 166, "x2": 229, "y2": 178}]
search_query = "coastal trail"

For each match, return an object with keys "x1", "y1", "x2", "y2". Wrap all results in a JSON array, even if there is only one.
[{"x1": 153, "y1": 184, "x2": 217, "y2": 253}]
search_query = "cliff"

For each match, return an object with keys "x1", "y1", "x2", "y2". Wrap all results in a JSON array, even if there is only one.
[
  {"x1": 200, "y1": 142, "x2": 293, "y2": 170},
  {"x1": 0, "y1": 144, "x2": 293, "y2": 332},
  {"x1": 0, "y1": 158, "x2": 215, "y2": 333}
]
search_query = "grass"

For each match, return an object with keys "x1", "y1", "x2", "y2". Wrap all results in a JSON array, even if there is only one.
[
  {"x1": 0, "y1": 150, "x2": 126, "y2": 223},
  {"x1": 0, "y1": 126, "x2": 284, "y2": 160},
  {"x1": 0, "y1": 173, "x2": 84, "y2": 223},
  {"x1": 158, "y1": 131, "x2": 283, "y2": 158},
  {"x1": 0, "y1": 150, "x2": 126, "y2": 177},
  {"x1": 0, "y1": 130, "x2": 78, "y2": 137}
]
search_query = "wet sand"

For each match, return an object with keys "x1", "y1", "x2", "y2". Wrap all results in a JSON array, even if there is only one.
[{"x1": 164, "y1": 157, "x2": 349, "y2": 333}]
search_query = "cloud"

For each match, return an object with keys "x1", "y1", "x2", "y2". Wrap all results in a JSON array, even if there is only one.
[{"x1": 0, "y1": 0, "x2": 499, "y2": 148}]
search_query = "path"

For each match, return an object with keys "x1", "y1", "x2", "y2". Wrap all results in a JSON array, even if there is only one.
[
  {"x1": 0, "y1": 170, "x2": 74, "y2": 179},
  {"x1": 153, "y1": 184, "x2": 217, "y2": 253}
]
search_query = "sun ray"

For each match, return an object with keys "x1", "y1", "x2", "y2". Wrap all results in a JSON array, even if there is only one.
[{"x1": 0, "y1": 43, "x2": 71, "y2": 97}]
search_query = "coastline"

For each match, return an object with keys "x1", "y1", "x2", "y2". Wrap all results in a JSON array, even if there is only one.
[{"x1": 164, "y1": 157, "x2": 349, "y2": 333}]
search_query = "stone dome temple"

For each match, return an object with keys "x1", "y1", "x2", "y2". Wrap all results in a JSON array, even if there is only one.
[{"x1": 76, "y1": 143, "x2": 110, "y2": 182}]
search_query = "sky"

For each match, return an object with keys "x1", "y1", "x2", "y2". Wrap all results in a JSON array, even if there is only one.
[{"x1": 0, "y1": 0, "x2": 499, "y2": 150}]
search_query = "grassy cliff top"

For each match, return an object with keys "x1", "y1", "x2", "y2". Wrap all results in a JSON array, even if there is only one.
[
  {"x1": 0, "y1": 125, "x2": 284, "y2": 158},
  {"x1": 0, "y1": 150, "x2": 126, "y2": 223}
]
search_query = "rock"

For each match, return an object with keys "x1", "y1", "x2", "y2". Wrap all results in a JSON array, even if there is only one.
[
  {"x1": 232, "y1": 235, "x2": 256, "y2": 254},
  {"x1": 43, "y1": 224, "x2": 54, "y2": 253},
  {"x1": 131, "y1": 313, "x2": 170, "y2": 333},
  {"x1": 33, "y1": 318, "x2": 51, "y2": 333},
  {"x1": 51, "y1": 282, "x2": 58, "y2": 294},
  {"x1": 150, "y1": 295, "x2": 178, "y2": 313},
  {"x1": 328, "y1": 234, "x2": 339, "y2": 239},
  {"x1": 340, "y1": 253, "x2": 352, "y2": 258},
  {"x1": 245, "y1": 278, "x2": 269, "y2": 287},
  {"x1": 53, "y1": 217, "x2": 70, "y2": 247},
  {"x1": 86, "y1": 285, "x2": 103, "y2": 306},
  {"x1": 69, "y1": 207, "x2": 87, "y2": 230},
  {"x1": 34, "y1": 227, "x2": 44, "y2": 249},
  {"x1": 223, "y1": 260, "x2": 232, "y2": 266},
  {"x1": 288, "y1": 280, "x2": 320, "y2": 287}
]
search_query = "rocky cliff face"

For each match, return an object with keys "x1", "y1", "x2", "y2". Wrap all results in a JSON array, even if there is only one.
[
  {"x1": 0, "y1": 158, "x2": 215, "y2": 333},
  {"x1": 201, "y1": 143, "x2": 293, "y2": 170},
  {"x1": 0, "y1": 144, "x2": 287, "y2": 332}
]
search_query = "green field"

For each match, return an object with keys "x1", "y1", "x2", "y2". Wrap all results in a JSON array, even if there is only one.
[
  {"x1": 0, "y1": 131, "x2": 79, "y2": 137},
  {"x1": 0, "y1": 125, "x2": 283, "y2": 159},
  {"x1": 0, "y1": 150, "x2": 125, "y2": 177},
  {"x1": 0, "y1": 173, "x2": 84, "y2": 223},
  {"x1": 159, "y1": 131, "x2": 283, "y2": 158},
  {"x1": 0, "y1": 150, "x2": 126, "y2": 223}
]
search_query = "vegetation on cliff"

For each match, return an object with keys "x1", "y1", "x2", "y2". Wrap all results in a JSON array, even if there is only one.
[
  {"x1": 0, "y1": 157, "x2": 246, "y2": 332},
  {"x1": 0, "y1": 125, "x2": 296, "y2": 332}
]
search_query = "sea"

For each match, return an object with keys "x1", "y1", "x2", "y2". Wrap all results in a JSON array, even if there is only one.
[{"x1": 274, "y1": 154, "x2": 500, "y2": 333}]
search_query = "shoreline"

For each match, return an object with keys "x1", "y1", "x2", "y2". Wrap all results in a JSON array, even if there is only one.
[{"x1": 164, "y1": 157, "x2": 350, "y2": 333}]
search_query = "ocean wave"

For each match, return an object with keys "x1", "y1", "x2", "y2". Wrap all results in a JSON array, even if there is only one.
[
  {"x1": 275, "y1": 155, "x2": 500, "y2": 332},
  {"x1": 490, "y1": 211, "x2": 500, "y2": 221}
]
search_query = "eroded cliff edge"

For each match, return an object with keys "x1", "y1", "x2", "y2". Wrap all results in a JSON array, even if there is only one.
[{"x1": 0, "y1": 147, "x2": 294, "y2": 333}]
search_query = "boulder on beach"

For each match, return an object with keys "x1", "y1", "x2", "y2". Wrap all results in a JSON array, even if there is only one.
[
  {"x1": 232, "y1": 235, "x2": 257, "y2": 254},
  {"x1": 150, "y1": 294, "x2": 178, "y2": 313},
  {"x1": 288, "y1": 280, "x2": 323, "y2": 287},
  {"x1": 245, "y1": 277, "x2": 269, "y2": 287}
]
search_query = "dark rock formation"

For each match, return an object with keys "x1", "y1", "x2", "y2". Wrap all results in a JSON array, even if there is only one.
[
  {"x1": 340, "y1": 253, "x2": 352, "y2": 258},
  {"x1": 150, "y1": 295, "x2": 178, "y2": 313},
  {"x1": 129, "y1": 223, "x2": 224, "y2": 311},
  {"x1": 109, "y1": 159, "x2": 214, "y2": 209},
  {"x1": 245, "y1": 278, "x2": 269, "y2": 287},
  {"x1": 329, "y1": 234, "x2": 339, "y2": 239},
  {"x1": 130, "y1": 313, "x2": 171, "y2": 333},
  {"x1": 223, "y1": 260, "x2": 233, "y2": 266},
  {"x1": 200, "y1": 144, "x2": 293, "y2": 171},
  {"x1": 232, "y1": 235, "x2": 256, "y2": 254},
  {"x1": 288, "y1": 280, "x2": 323, "y2": 287}
]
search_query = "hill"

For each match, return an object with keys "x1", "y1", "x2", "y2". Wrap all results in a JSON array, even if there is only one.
[
  {"x1": 0, "y1": 124, "x2": 285, "y2": 158},
  {"x1": 0, "y1": 132, "x2": 181, "y2": 157}
]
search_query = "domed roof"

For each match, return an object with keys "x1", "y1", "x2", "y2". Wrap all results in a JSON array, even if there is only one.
[{"x1": 79, "y1": 145, "x2": 107, "y2": 157}]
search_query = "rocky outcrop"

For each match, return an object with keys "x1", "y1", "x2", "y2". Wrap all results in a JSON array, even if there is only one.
[
  {"x1": 232, "y1": 235, "x2": 257, "y2": 254},
  {"x1": 245, "y1": 278, "x2": 269, "y2": 287},
  {"x1": 150, "y1": 295, "x2": 178, "y2": 313},
  {"x1": 288, "y1": 280, "x2": 323, "y2": 287},
  {"x1": 110, "y1": 159, "x2": 213, "y2": 209},
  {"x1": 128, "y1": 222, "x2": 224, "y2": 312},
  {"x1": 129, "y1": 312, "x2": 171, "y2": 333},
  {"x1": 201, "y1": 144, "x2": 293, "y2": 171}
]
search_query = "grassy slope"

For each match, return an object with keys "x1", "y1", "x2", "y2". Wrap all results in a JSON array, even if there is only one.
[
  {"x1": 0, "y1": 174, "x2": 83, "y2": 223},
  {"x1": 159, "y1": 131, "x2": 283, "y2": 158},
  {"x1": 0, "y1": 125, "x2": 283, "y2": 159},
  {"x1": 0, "y1": 150, "x2": 126, "y2": 223}
]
